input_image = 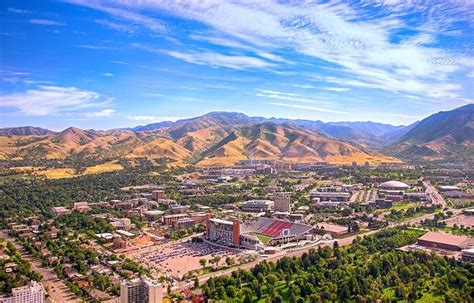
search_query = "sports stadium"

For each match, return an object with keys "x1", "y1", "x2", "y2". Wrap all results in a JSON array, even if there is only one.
[{"x1": 205, "y1": 215, "x2": 314, "y2": 249}]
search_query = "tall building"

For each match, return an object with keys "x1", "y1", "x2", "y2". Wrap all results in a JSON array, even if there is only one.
[
  {"x1": 0, "y1": 281, "x2": 45, "y2": 303},
  {"x1": 120, "y1": 276, "x2": 163, "y2": 303},
  {"x1": 274, "y1": 194, "x2": 290, "y2": 212},
  {"x1": 151, "y1": 190, "x2": 165, "y2": 201}
]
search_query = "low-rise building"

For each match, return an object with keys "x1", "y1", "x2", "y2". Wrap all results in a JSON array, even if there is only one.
[
  {"x1": 116, "y1": 230, "x2": 136, "y2": 238},
  {"x1": 439, "y1": 185, "x2": 460, "y2": 192},
  {"x1": 370, "y1": 199, "x2": 393, "y2": 208},
  {"x1": 241, "y1": 200, "x2": 274, "y2": 212},
  {"x1": 51, "y1": 207, "x2": 72, "y2": 217},
  {"x1": 173, "y1": 218, "x2": 195, "y2": 229},
  {"x1": 162, "y1": 214, "x2": 188, "y2": 225},
  {"x1": 151, "y1": 190, "x2": 165, "y2": 201},
  {"x1": 73, "y1": 202, "x2": 90, "y2": 212},
  {"x1": 310, "y1": 192, "x2": 350, "y2": 202},
  {"x1": 168, "y1": 204, "x2": 189, "y2": 214},
  {"x1": 461, "y1": 247, "x2": 474, "y2": 262},
  {"x1": 417, "y1": 231, "x2": 472, "y2": 251}
]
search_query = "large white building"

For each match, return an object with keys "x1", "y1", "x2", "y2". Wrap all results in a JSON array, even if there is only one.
[
  {"x1": 241, "y1": 200, "x2": 274, "y2": 212},
  {"x1": 0, "y1": 282, "x2": 45, "y2": 303},
  {"x1": 120, "y1": 276, "x2": 163, "y2": 303}
]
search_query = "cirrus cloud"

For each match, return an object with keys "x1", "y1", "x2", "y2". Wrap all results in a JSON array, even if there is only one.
[{"x1": 0, "y1": 85, "x2": 113, "y2": 116}]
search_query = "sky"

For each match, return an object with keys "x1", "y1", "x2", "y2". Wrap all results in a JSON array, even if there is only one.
[{"x1": 0, "y1": 0, "x2": 473, "y2": 130}]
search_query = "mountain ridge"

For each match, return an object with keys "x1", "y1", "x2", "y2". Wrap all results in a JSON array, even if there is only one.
[
  {"x1": 1, "y1": 105, "x2": 471, "y2": 165},
  {"x1": 385, "y1": 104, "x2": 474, "y2": 163}
]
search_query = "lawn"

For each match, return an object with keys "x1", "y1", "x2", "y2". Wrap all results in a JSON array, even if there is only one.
[
  {"x1": 253, "y1": 233, "x2": 272, "y2": 245},
  {"x1": 390, "y1": 203, "x2": 418, "y2": 211}
]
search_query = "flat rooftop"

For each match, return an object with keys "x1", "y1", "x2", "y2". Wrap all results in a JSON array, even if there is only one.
[
  {"x1": 418, "y1": 231, "x2": 471, "y2": 247},
  {"x1": 315, "y1": 223, "x2": 347, "y2": 233},
  {"x1": 210, "y1": 218, "x2": 234, "y2": 225}
]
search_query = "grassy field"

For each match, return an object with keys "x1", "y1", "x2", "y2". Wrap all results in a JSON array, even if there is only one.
[
  {"x1": 390, "y1": 203, "x2": 418, "y2": 211},
  {"x1": 35, "y1": 168, "x2": 77, "y2": 179},
  {"x1": 253, "y1": 233, "x2": 272, "y2": 245},
  {"x1": 83, "y1": 162, "x2": 124, "y2": 175},
  {"x1": 33, "y1": 161, "x2": 124, "y2": 179}
]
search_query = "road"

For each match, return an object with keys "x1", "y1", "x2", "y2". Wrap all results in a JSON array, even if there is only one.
[
  {"x1": 423, "y1": 180, "x2": 446, "y2": 207},
  {"x1": 0, "y1": 231, "x2": 81, "y2": 303}
]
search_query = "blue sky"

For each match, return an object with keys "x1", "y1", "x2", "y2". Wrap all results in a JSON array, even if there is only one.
[{"x1": 0, "y1": 0, "x2": 473, "y2": 130}]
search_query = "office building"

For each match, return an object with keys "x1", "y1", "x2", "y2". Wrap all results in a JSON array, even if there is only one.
[
  {"x1": 151, "y1": 190, "x2": 165, "y2": 201},
  {"x1": 241, "y1": 200, "x2": 274, "y2": 212},
  {"x1": 274, "y1": 194, "x2": 290, "y2": 212},
  {"x1": 120, "y1": 276, "x2": 163, "y2": 303},
  {"x1": 0, "y1": 281, "x2": 45, "y2": 303}
]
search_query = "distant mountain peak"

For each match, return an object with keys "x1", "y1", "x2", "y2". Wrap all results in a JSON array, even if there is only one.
[{"x1": 0, "y1": 126, "x2": 56, "y2": 136}]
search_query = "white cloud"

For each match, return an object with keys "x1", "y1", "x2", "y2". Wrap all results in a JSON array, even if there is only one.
[
  {"x1": 29, "y1": 19, "x2": 65, "y2": 26},
  {"x1": 74, "y1": 44, "x2": 112, "y2": 50},
  {"x1": 67, "y1": 0, "x2": 166, "y2": 33},
  {"x1": 322, "y1": 87, "x2": 351, "y2": 92},
  {"x1": 85, "y1": 109, "x2": 116, "y2": 118},
  {"x1": 9, "y1": 8, "x2": 29, "y2": 14},
  {"x1": 163, "y1": 50, "x2": 275, "y2": 70},
  {"x1": 127, "y1": 115, "x2": 182, "y2": 122},
  {"x1": 110, "y1": 61, "x2": 128, "y2": 65},
  {"x1": 0, "y1": 85, "x2": 113, "y2": 116},
  {"x1": 103, "y1": 73, "x2": 114, "y2": 77},
  {"x1": 85, "y1": 0, "x2": 472, "y2": 104},
  {"x1": 255, "y1": 89, "x2": 330, "y2": 105},
  {"x1": 291, "y1": 84, "x2": 317, "y2": 89},
  {"x1": 267, "y1": 102, "x2": 349, "y2": 114},
  {"x1": 95, "y1": 19, "x2": 137, "y2": 33}
]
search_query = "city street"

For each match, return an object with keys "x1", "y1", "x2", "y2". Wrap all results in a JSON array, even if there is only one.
[
  {"x1": 0, "y1": 231, "x2": 81, "y2": 303},
  {"x1": 424, "y1": 180, "x2": 447, "y2": 207}
]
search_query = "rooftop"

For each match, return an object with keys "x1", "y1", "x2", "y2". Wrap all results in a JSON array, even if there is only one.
[
  {"x1": 379, "y1": 180, "x2": 409, "y2": 189},
  {"x1": 315, "y1": 223, "x2": 347, "y2": 233},
  {"x1": 418, "y1": 231, "x2": 471, "y2": 248},
  {"x1": 210, "y1": 218, "x2": 234, "y2": 225}
]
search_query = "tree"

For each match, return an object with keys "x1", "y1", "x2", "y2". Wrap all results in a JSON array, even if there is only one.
[
  {"x1": 213, "y1": 255, "x2": 221, "y2": 268},
  {"x1": 199, "y1": 258, "x2": 207, "y2": 270},
  {"x1": 225, "y1": 256, "x2": 235, "y2": 267},
  {"x1": 193, "y1": 276, "x2": 199, "y2": 289}
]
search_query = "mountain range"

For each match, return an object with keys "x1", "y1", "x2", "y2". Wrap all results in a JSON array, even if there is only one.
[{"x1": 0, "y1": 104, "x2": 472, "y2": 166}]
